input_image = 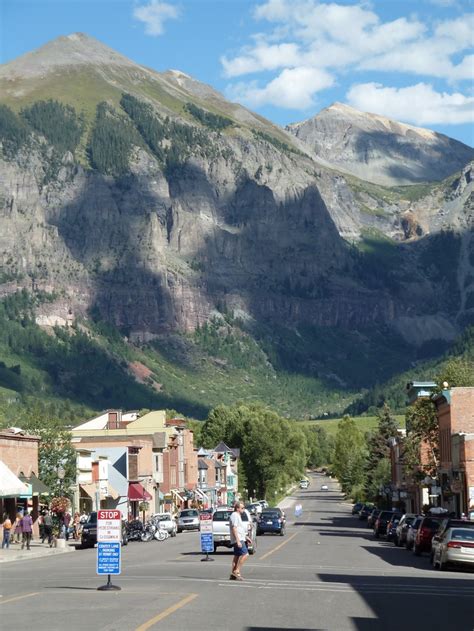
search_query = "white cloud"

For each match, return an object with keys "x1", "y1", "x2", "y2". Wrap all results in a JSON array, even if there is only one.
[
  {"x1": 133, "y1": 1, "x2": 179, "y2": 36},
  {"x1": 227, "y1": 66, "x2": 334, "y2": 109},
  {"x1": 346, "y1": 82, "x2": 474, "y2": 125},
  {"x1": 221, "y1": 1, "x2": 473, "y2": 114}
]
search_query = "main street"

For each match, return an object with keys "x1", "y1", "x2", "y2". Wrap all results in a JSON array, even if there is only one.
[{"x1": 1, "y1": 474, "x2": 473, "y2": 630}]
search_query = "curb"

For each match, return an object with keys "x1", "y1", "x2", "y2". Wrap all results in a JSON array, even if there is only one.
[{"x1": 0, "y1": 545, "x2": 74, "y2": 564}]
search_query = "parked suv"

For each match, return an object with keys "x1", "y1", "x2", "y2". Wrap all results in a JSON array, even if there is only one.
[
  {"x1": 394, "y1": 514, "x2": 418, "y2": 547},
  {"x1": 413, "y1": 515, "x2": 445, "y2": 555},
  {"x1": 359, "y1": 504, "x2": 375, "y2": 521},
  {"x1": 80, "y1": 511, "x2": 128, "y2": 548},
  {"x1": 386, "y1": 513, "x2": 402, "y2": 542},
  {"x1": 177, "y1": 509, "x2": 200, "y2": 533},
  {"x1": 373, "y1": 510, "x2": 399, "y2": 538},
  {"x1": 212, "y1": 508, "x2": 257, "y2": 554}
]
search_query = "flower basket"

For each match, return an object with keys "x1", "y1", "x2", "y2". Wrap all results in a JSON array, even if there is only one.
[{"x1": 50, "y1": 496, "x2": 71, "y2": 514}]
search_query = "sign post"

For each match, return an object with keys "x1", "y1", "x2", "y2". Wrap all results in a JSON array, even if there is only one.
[
  {"x1": 97, "y1": 509, "x2": 122, "y2": 591},
  {"x1": 200, "y1": 513, "x2": 214, "y2": 562}
]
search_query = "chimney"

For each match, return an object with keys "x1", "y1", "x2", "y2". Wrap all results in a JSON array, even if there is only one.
[{"x1": 107, "y1": 409, "x2": 122, "y2": 429}]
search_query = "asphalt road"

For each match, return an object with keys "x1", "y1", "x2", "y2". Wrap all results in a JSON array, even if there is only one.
[{"x1": 1, "y1": 473, "x2": 473, "y2": 631}]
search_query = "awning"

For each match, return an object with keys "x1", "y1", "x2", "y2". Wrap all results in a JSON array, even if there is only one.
[
  {"x1": 0, "y1": 460, "x2": 30, "y2": 498},
  {"x1": 19, "y1": 473, "x2": 51, "y2": 497},
  {"x1": 107, "y1": 484, "x2": 120, "y2": 500},
  {"x1": 79, "y1": 483, "x2": 97, "y2": 499},
  {"x1": 195, "y1": 487, "x2": 207, "y2": 500},
  {"x1": 128, "y1": 482, "x2": 152, "y2": 501},
  {"x1": 171, "y1": 488, "x2": 185, "y2": 503}
]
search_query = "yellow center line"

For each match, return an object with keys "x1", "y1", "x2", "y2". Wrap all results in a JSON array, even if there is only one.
[
  {"x1": 135, "y1": 593, "x2": 198, "y2": 631},
  {"x1": 0, "y1": 592, "x2": 40, "y2": 605},
  {"x1": 259, "y1": 531, "x2": 299, "y2": 561}
]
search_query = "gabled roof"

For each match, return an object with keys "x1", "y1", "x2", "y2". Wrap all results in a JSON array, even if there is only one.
[
  {"x1": 197, "y1": 447, "x2": 211, "y2": 456},
  {"x1": 198, "y1": 460, "x2": 208, "y2": 470},
  {"x1": 213, "y1": 441, "x2": 239, "y2": 458}
]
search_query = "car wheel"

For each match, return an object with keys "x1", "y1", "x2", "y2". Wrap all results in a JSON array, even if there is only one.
[
  {"x1": 213, "y1": 544, "x2": 217, "y2": 553},
  {"x1": 177, "y1": 528, "x2": 182, "y2": 534},
  {"x1": 122, "y1": 536, "x2": 128, "y2": 546}
]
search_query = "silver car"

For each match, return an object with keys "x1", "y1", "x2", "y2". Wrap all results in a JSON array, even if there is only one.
[
  {"x1": 177, "y1": 508, "x2": 200, "y2": 532},
  {"x1": 405, "y1": 515, "x2": 423, "y2": 550},
  {"x1": 431, "y1": 527, "x2": 474, "y2": 570}
]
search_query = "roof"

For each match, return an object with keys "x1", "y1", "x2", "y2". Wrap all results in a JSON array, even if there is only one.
[
  {"x1": 19, "y1": 473, "x2": 50, "y2": 496},
  {"x1": 0, "y1": 460, "x2": 30, "y2": 497},
  {"x1": 198, "y1": 460, "x2": 208, "y2": 470},
  {"x1": 213, "y1": 441, "x2": 240, "y2": 458},
  {"x1": 0, "y1": 428, "x2": 40, "y2": 442}
]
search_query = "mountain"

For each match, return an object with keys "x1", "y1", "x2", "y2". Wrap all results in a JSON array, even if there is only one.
[
  {"x1": 0, "y1": 34, "x2": 473, "y2": 419},
  {"x1": 287, "y1": 102, "x2": 474, "y2": 186}
]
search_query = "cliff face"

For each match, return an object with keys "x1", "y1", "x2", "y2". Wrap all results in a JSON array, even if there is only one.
[
  {"x1": 287, "y1": 102, "x2": 474, "y2": 187},
  {"x1": 1, "y1": 34, "x2": 473, "y2": 349}
]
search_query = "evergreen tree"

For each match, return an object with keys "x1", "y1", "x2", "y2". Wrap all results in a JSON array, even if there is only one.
[
  {"x1": 364, "y1": 403, "x2": 399, "y2": 503},
  {"x1": 333, "y1": 415, "x2": 367, "y2": 499}
]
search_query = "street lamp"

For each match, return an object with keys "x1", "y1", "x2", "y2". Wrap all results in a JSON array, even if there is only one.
[{"x1": 57, "y1": 466, "x2": 65, "y2": 539}]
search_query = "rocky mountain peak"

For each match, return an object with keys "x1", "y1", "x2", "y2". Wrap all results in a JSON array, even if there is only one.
[
  {"x1": 0, "y1": 32, "x2": 138, "y2": 80},
  {"x1": 287, "y1": 102, "x2": 474, "y2": 186}
]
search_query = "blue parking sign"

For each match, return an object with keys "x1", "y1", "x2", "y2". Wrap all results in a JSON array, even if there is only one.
[
  {"x1": 97, "y1": 542, "x2": 121, "y2": 575},
  {"x1": 200, "y1": 533, "x2": 213, "y2": 553}
]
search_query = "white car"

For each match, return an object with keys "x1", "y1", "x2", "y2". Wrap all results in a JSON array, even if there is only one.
[
  {"x1": 299, "y1": 480, "x2": 309, "y2": 489},
  {"x1": 153, "y1": 512, "x2": 177, "y2": 536},
  {"x1": 431, "y1": 526, "x2": 474, "y2": 570},
  {"x1": 321, "y1": 484, "x2": 328, "y2": 491}
]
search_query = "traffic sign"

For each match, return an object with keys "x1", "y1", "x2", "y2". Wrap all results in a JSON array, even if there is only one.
[
  {"x1": 200, "y1": 533, "x2": 214, "y2": 553},
  {"x1": 97, "y1": 542, "x2": 121, "y2": 575},
  {"x1": 97, "y1": 509, "x2": 122, "y2": 542}
]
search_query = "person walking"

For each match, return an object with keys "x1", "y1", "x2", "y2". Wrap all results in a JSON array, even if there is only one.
[
  {"x1": 42, "y1": 510, "x2": 53, "y2": 547},
  {"x1": 20, "y1": 511, "x2": 33, "y2": 550},
  {"x1": 12, "y1": 512, "x2": 23, "y2": 544},
  {"x1": 229, "y1": 501, "x2": 250, "y2": 581},
  {"x1": 63, "y1": 511, "x2": 71, "y2": 540},
  {"x1": 2, "y1": 514, "x2": 12, "y2": 549}
]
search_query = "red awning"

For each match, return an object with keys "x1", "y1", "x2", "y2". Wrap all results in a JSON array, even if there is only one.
[{"x1": 128, "y1": 482, "x2": 152, "y2": 501}]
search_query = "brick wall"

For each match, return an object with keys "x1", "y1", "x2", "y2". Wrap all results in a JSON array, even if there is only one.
[
  {"x1": 451, "y1": 388, "x2": 474, "y2": 434},
  {"x1": 0, "y1": 435, "x2": 39, "y2": 477}
]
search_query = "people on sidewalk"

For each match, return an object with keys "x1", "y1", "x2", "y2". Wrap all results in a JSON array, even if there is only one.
[
  {"x1": 20, "y1": 511, "x2": 33, "y2": 550},
  {"x1": 42, "y1": 510, "x2": 54, "y2": 547},
  {"x1": 12, "y1": 512, "x2": 23, "y2": 544},
  {"x1": 2, "y1": 514, "x2": 12, "y2": 549}
]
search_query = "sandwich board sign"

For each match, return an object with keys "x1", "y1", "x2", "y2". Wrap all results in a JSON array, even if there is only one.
[
  {"x1": 96, "y1": 509, "x2": 122, "y2": 590},
  {"x1": 200, "y1": 512, "x2": 214, "y2": 561}
]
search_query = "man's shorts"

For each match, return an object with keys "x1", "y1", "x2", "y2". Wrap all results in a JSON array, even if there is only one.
[{"x1": 233, "y1": 542, "x2": 249, "y2": 556}]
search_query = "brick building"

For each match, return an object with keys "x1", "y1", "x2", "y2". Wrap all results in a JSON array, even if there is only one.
[{"x1": 432, "y1": 387, "x2": 474, "y2": 516}]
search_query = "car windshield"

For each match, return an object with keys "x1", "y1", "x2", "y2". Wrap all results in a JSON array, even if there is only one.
[
  {"x1": 261, "y1": 511, "x2": 279, "y2": 519},
  {"x1": 87, "y1": 513, "x2": 97, "y2": 524},
  {"x1": 213, "y1": 510, "x2": 248, "y2": 522},
  {"x1": 180, "y1": 510, "x2": 198, "y2": 517}
]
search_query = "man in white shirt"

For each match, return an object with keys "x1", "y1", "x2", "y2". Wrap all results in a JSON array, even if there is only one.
[{"x1": 229, "y1": 501, "x2": 249, "y2": 580}]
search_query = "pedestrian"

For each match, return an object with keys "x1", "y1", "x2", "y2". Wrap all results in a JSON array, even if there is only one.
[
  {"x1": 229, "y1": 501, "x2": 250, "y2": 581},
  {"x1": 20, "y1": 511, "x2": 33, "y2": 550},
  {"x1": 12, "y1": 512, "x2": 23, "y2": 544},
  {"x1": 63, "y1": 511, "x2": 71, "y2": 540},
  {"x1": 80, "y1": 510, "x2": 88, "y2": 524},
  {"x1": 72, "y1": 512, "x2": 81, "y2": 540},
  {"x1": 42, "y1": 510, "x2": 53, "y2": 547},
  {"x1": 2, "y1": 513, "x2": 12, "y2": 549}
]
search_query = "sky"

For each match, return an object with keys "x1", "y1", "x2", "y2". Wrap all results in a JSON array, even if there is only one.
[{"x1": 1, "y1": 0, "x2": 473, "y2": 146}]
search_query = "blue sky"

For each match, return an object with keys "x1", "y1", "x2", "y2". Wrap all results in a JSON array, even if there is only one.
[{"x1": 1, "y1": 0, "x2": 473, "y2": 145}]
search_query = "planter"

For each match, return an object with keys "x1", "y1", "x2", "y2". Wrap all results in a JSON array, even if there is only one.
[{"x1": 55, "y1": 537, "x2": 66, "y2": 549}]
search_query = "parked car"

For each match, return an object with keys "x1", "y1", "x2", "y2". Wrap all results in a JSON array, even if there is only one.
[
  {"x1": 352, "y1": 502, "x2": 364, "y2": 515},
  {"x1": 405, "y1": 516, "x2": 423, "y2": 550},
  {"x1": 212, "y1": 507, "x2": 257, "y2": 554},
  {"x1": 257, "y1": 509, "x2": 286, "y2": 536},
  {"x1": 385, "y1": 513, "x2": 402, "y2": 542},
  {"x1": 373, "y1": 510, "x2": 399, "y2": 538},
  {"x1": 152, "y1": 512, "x2": 177, "y2": 536},
  {"x1": 258, "y1": 500, "x2": 269, "y2": 509},
  {"x1": 367, "y1": 509, "x2": 381, "y2": 529},
  {"x1": 299, "y1": 480, "x2": 309, "y2": 489},
  {"x1": 413, "y1": 515, "x2": 445, "y2": 555},
  {"x1": 246, "y1": 502, "x2": 263, "y2": 516},
  {"x1": 431, "y1": 527, "x2": 474, "y2": 570},
  {"x1": 80, "y1": 511, "x2": 128, "y2": 548},
  {"x1": 321, "y1": 484, "x2": 329, "y2": 491},
  {"x1": 394, "y1": 514, "x2": 418, "y2": 547},
  {"x1": 358, "y1": 504, "x2": 375, "y2": 521},
  {"x1": 177, "y1": 509, "x2": 200, "y2": 533},
  {"x1": 435, "y1": 517, "x2": 474, "y2": 539}
]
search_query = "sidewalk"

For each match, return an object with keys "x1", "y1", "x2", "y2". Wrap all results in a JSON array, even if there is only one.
[{"x1": 0, "y1": 539, "x2": 76, "y2": 564}]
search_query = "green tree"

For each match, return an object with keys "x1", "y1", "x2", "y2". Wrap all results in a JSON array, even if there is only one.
[
  {"x1": 364, "y1": 404, "x2": 399, "y2": 503},
  {"x1": 333, "y1": 415, "x2": 367, "y2": 497},
  {"x1": 404, "y1": 398, "x2": 438, "y2": 478}
]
